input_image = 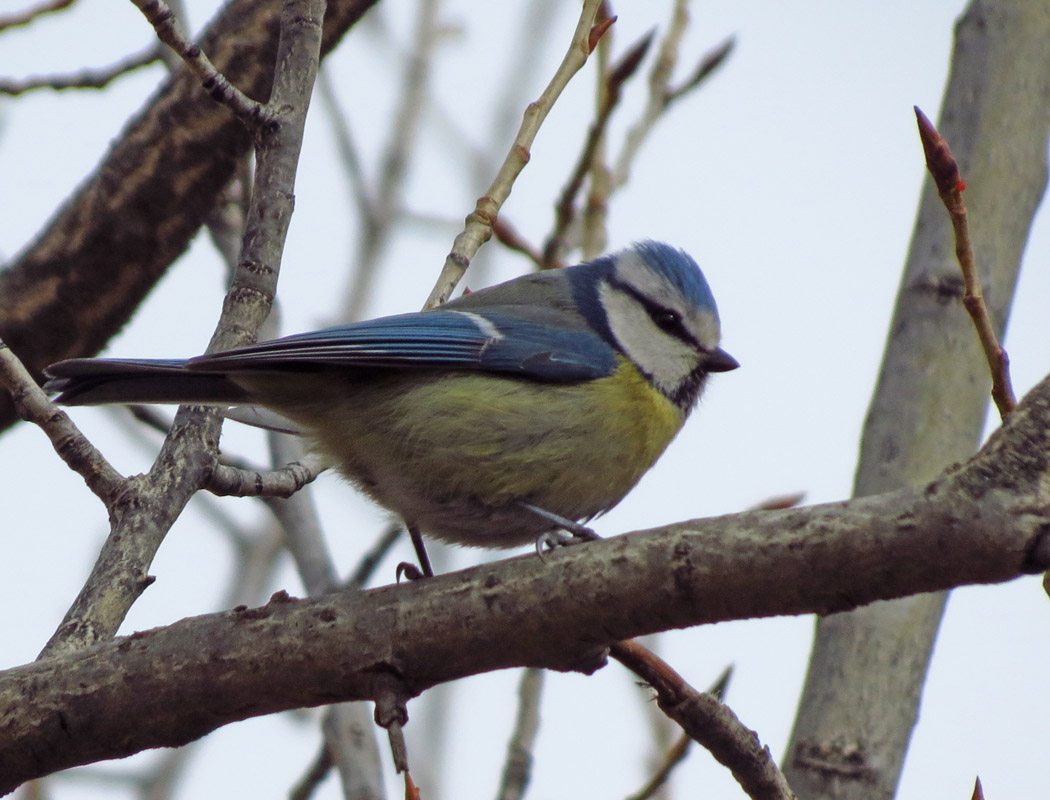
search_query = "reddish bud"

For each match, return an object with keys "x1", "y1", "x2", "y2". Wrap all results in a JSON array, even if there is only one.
[
  {"x1": 915, "y1": 106, "x2": 964, "y2": 198},
  {"x1": 589, "y1": 15, "x2": 616, "y2": 52}
]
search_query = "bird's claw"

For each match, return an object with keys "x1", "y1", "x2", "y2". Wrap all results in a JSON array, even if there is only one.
[
  {"x1": 534, "y1": 525, "x2": 601, "y2": 563},
  {"x1": 395, "y1": 561, "x2": 427, "y2": 582}
]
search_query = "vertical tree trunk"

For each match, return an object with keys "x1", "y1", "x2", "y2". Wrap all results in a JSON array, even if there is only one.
[{"x1": 783, "y1": 1, "x2": 1050, "y2": 797}]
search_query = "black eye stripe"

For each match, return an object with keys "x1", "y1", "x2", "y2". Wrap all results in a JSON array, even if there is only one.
[{"x1": 608, "y1": 278, "x2": 699, "y2": 348}]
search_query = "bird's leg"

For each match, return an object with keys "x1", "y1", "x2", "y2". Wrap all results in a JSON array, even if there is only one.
[
  {"x1": 395, "y1": 525, "x2": 435, "y2": 581},
  {"x1": 519, "y1": 502, "x2": 601, "y2": 558}
]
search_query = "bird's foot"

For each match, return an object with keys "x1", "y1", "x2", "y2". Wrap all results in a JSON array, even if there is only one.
[
  {"x1": 394, "y1": 526, "x2": 434, "y2": 581},
  {"x1": 520, "y1": 502, "x2": 601, "y2": 561},
  {"x1": 395, "y1": 561, "x2": 428, "y2": 582}
]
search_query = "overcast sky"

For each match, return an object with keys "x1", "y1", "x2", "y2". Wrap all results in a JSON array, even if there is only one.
[{"x1": 2, "y1": 2, "x2": 1048, "y2": 799}]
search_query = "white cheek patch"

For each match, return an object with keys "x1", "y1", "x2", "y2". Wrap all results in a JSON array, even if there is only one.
[{"x1": 598, "y1": 283, "x2": 700, "y2": 395}]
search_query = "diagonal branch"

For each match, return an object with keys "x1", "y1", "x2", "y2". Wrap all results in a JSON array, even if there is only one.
[
  {"x1": 0, "y1": 0, "x2": 381, "y2": 434},
  {"x1": 612, "y1": 642, "x2": 793, "y2": 800},
  {"x1": 423, "y1": 0, "x2": 607, "y2": 308},
  {"x1": 37, "y1": 0, "x2": 331, "y2": 659},
  {"x1": 0, "y1": 45, "x2": 160, "y2": 95},
  {"x1": 0, "y1": 0, "x2": 74, "y2": 31},
  {"x1": 915, "y1": 105, "x2": 1017, "y2": 419},
  {"x1": 129, "y1": 0, "x2": 269, "y2": 126}
]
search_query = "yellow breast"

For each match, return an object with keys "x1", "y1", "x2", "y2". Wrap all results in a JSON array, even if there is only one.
[{"x1": 242, "y1": 357, "x2": 686, "y2": 547}]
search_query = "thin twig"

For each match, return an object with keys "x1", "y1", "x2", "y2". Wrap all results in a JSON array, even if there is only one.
[
  {"x1": 543, "y1": 27, "x2": 653, "y2": 268},
  {"x1": 0, "y1": 0, "x2": 74, "y2": 31},
  {"x1": 613, "y1": 5, "x2": 734, "y2": 190},
  {"x1": 667, "y1": 36, "x2": 735, "y2": 103},
  {"x1": 207, "y1": 455, "x2": 327, "y2": 499},
  {"x1": 423, "y1": 0, "x2": 607, "y2": 308},
  {"x1": 492, "y1": 217, "x2": 550, "y2": 268},
  {"x1": 626, "y1": 665, "x2": 733, "y2": 800},
  {"x1": 316, "y1": 68, "x2": 376, "y2": 233},
  {"x1": 495, "y1": 668, "x2": 544, "y2": 800},
  {"x1": 129, "y1": 0, "x2": 268, "y2": 127},
  {"x1": 264, "y1": 432, "x2": 338, "y2": 594},
  {"x1": 972, "y1": 776, "x2": 985, "y2": 800},
  {"x1": 579, "y1": 2, "x2": 615, "y2": 260},
  {"x1": 347, "y1": 522, "x2": 404, "y2": 589},
  {"x1": 0, "y1": 46, "x2": 159, "y2": 95},
  {"x1": 611, "y1": 641, "x2": 795, "y2": 800},
  {"x1": 914, "y1": 106, "x2": 1016, "y2": 420},
  {"x1": 39, "y1": 0, "x2": 328, "y2": 658},
  {"x1": 342, "y1": 0, "x2": 443, "y2": 322},
  {"x1": 626, "y1": 734, "x2": 689, "y2": 800},
  {"x1": 289, "y1": 741, "x2": 334, "y2": 800},
  {"x1": 0, "y1": 339, "x2": 125, "y2": 501},
  {"x1": 125, "y1": 404, "x2": 175, "y2": 436}
]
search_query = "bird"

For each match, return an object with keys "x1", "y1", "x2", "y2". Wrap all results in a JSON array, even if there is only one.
[{"x1": 45, "y1": 241, "x2": 738, "y2": 576}]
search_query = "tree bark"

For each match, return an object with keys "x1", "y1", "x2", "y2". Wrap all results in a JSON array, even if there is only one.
[
  {"x1": 0, "y1": 0, "x2": 379, "y2": 433},
  {"x1": 783, "y1": 2, "x2": 1050, "y2": 797},
  {"x1": 2, "y1": 371, "x2": 1049, "y2": 792}
]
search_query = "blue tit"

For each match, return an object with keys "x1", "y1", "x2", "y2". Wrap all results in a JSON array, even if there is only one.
[{"x1": 46, "y1": 241, "x2": 737, "y2": 572}]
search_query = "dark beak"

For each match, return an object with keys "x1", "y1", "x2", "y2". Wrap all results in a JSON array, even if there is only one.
[{"x1": 705, "y1": 347, "x2": 740, "y2": 373}]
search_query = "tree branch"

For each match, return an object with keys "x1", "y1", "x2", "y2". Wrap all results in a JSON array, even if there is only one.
[
  {"x1": 129, "y1": 0, "x2": 269, "y2": 126},
  {"x1": 0, "y1": 0, "x2": 74, "y2": 31},
  {"x1": 784, "y1": 3, "x2": 1050, "y2": 795},
  {"x1": 0, "y1": 45, "x2": 160, "y2": 95},
  {"x1": 3, "y1": 370, "x2": 1050, "y2": 790},
  {"x1": 36, "y1": 0, "x2": 331, "y2": 659},
  {"x1": 915, "y1": 105, "x2": 1017, "y2": 419},
  {"x1": 0, "y1": 0, "x2": 381, "y2": 434},
  {"x1": 423, "y1": 0, "x2": 606, "y2": 308}
]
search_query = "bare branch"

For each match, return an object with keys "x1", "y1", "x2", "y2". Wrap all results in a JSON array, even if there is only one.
[
  {"x1": 667, "y1": 36, "x2": 735, "y2": 103},
  {"x1": 0, "y1": 0, "x2": 74, "y2": 31},
  {"x1": 0, "y1": 0, "x2": 381, "y2": 434},
  {"x1": 347, "y1": 523, "x2": 404, "y2": 589},
  {"x1": 38, "y1": 0, "x2": 330, "y2": 658},
  {"x1": 4, "y1": 368, "x2": 1050, "y2": 788},
  {"x1": 492, "y1": 217, "x2": 550, "y2": 268},
  {"x1": 0, "y1": 46, "x2": 159, "y2": 96},
  {"x1": 627, "y1": 734, "x2": 689, "y2": 800},
  {"x1": 342, "y1": 0, "x2": 443, "y2": 322},
  {"x1": 613, "y1": 6, "x2": 734, "y2": 191},
  {"x1": 612, "y1": 641, "x2": 794, "y2": 800},
  {"x1": 129, "y1": 0, "x2": 268, "y2": 126},
  {"x1": 495, "y1": 668, "x2": 544, "y2": 800},
  {"x1": 289, "y1": 742, "x2": 333, "y2": 800},
  {"x1": 914, "y1": 105, "x2": 1017, "y2": 419},
  {"x1": 543, "y1": 29, "x2": 654, "y2": 267},
  {"x1": 262, "y1": 432, "x2": 386, "y2": 799},
  {"x1": 316, "y1": 68, "x2": 376, "y2": 233},
  {"x1": 423, "y1": 0, "x2": 607, "y2": 308},
  {"x1": 0, "y1": 339, "x2": 124, "y2": 500},
  {"x1": 206, "y1": 455, "x2": 326, "y2": 498},
  {"x1": 627, "y1": 665, "x2": 733, "y2": 800}
]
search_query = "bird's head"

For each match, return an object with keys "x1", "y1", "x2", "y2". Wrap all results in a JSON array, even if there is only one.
[{"x1": 572, "y1": 241, "x2": 738, "y2": 410}]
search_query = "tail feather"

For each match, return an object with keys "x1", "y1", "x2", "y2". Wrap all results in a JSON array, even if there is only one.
[{"x1": 44, "y1": 358, "x2": 252, "y2": 406}]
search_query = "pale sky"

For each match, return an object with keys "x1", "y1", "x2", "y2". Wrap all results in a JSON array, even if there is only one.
[{"x1": 2, "y1": 2, "x2": 1048, "y2": 799}]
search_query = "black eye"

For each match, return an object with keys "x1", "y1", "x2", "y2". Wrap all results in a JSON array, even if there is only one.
[{"x1": 651, "y1": 308, "x2": 682, "y2": 333}]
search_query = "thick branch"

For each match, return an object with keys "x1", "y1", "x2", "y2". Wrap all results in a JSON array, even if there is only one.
[
  {"x1": 37, "y1": 0, "x2": 330, "y2": 659},
  {"x1": 785, "y1": 2, "x2": 1050, "y2": 796},
  {"x1": 0, "y1": 0, "x2": 380, "y2": 433},
  {"x1": 2, "y1": 371, "x2": 1049, "y2": 790}
]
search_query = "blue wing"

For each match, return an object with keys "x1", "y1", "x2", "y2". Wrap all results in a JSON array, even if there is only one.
[{"x1": 189, "y1": 309, "x2": 617, "y2": 382}]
